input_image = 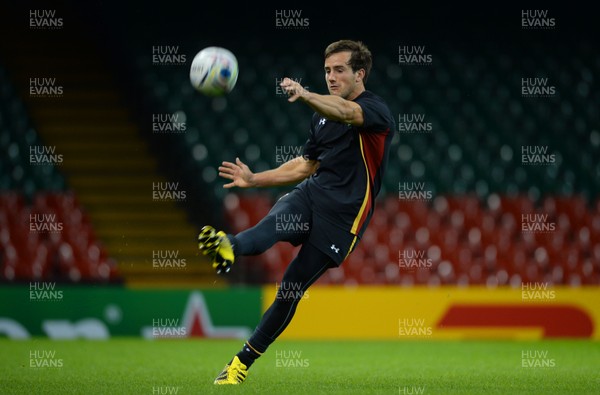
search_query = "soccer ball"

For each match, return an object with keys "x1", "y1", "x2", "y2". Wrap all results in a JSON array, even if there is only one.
[{"x1": 189, "y1": 47, "x2": 238, "y2": 96}]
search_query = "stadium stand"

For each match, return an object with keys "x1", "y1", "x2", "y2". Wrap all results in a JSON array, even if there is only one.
[
  {"x1": 222, "y1": 193, "x2": 600, "y2": 286},
  {"x1": 0, "y1": 4, "x2": 216, "y2": 285},
  {"x1": 111, "y1": 21, "x2": 600, "y2": 284},
  {"x1": 0, "y1": 64, "x2": 120, "y2": 282},
  {"x1": 110, "y1": 27, "x2": 599, "y2": 285},
  {"x1": 1, "y1": 3, "x2": 598, "y2": 286}
]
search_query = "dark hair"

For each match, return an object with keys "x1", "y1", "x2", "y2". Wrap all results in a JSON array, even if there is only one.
[{"x1": 324, "y1": 40, "x2": 372, "y2": 83}]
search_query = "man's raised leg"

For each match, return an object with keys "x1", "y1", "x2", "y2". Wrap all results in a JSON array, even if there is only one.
[{"x1": 198, "y1": 190, "x2": 311, "y2": 273}]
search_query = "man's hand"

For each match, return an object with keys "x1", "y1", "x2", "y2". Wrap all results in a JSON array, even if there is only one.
[
  {"x1": 279, "y1": 77, "x2": 309, "y2": 102},
  {"x1": 219, "y1": 157, "x2": 256, "y2": 188}
]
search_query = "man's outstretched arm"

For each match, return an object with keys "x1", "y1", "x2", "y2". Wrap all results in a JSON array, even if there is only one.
[
  {"x1": 218, "y1": 156, "x2": 319, "y2": 188},
  {"x1": 279, "y1": 77, "x2": 364, "y2": 126}
]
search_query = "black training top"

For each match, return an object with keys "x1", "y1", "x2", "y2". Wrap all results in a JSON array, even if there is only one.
[{"x1": 297, "y1": 90, "x2": 395, "y2": 239}]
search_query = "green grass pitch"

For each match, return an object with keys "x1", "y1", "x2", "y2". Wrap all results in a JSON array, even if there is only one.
[{"x1": 1, "y1": 339, "x2": 598, "y2": 394}]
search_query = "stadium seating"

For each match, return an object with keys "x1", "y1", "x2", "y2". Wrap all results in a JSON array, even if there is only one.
[
  {"x1": 0, "y1": 66, "x2": 65, "y2": 196},
  {"x1": 2, "y1": 4, "x2": 598, "y2": 286},
  {"x1": 118, "y1": 32, "x2": 599, "y2": 285},
  {"x1": 0, "y1": 191, "x2": 120, "y2": 282},
  {"x1": 0, "y1": 6, "x2": 219, "y2": 285},
  {"x1": 0, "y1": 65, "x2": 120, "y2": 283},
  {"x1": 224, "y1": 193, "x2": 600, "y2": 286},
  {"x1": 127, "y1": 36, "x2": 599, "y2": 202}
]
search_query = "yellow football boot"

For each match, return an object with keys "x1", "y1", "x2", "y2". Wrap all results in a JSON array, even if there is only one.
[
  {"x1": 197, "y1": 225, "x2": 235, "y2": 274},
  {"x1": 213, "y1": 356, "x2": 248, "y2": 385}
]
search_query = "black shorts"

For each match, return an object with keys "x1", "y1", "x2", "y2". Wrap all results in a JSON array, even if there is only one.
[{"x1": 267, "y1": 187, "x2": 358, "y2": 266}]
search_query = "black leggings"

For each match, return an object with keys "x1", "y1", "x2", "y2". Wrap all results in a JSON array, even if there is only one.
[
  {"x1": 229, "y1": 192, "x2": 335, "y2": 353},
  {"x1": 247, "y1": 242, "x2": 333, "y2": 352}
]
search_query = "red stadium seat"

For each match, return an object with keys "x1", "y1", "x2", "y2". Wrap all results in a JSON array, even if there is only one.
[
  {"x1": 221, "y1": 193, "x2": 599, "y2": 286},
  {"x1": 0, "y1": 192, "x2": 120, "y2": 283}
]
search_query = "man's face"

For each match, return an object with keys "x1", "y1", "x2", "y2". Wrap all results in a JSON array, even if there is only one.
[{"x1": 324, "y1": 51, "x2": 361, "y2": 99}]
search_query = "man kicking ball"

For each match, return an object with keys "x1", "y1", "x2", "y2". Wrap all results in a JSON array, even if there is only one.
[{"x1": 198, "y1": 39, "x2": 395, "y2": 384}]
